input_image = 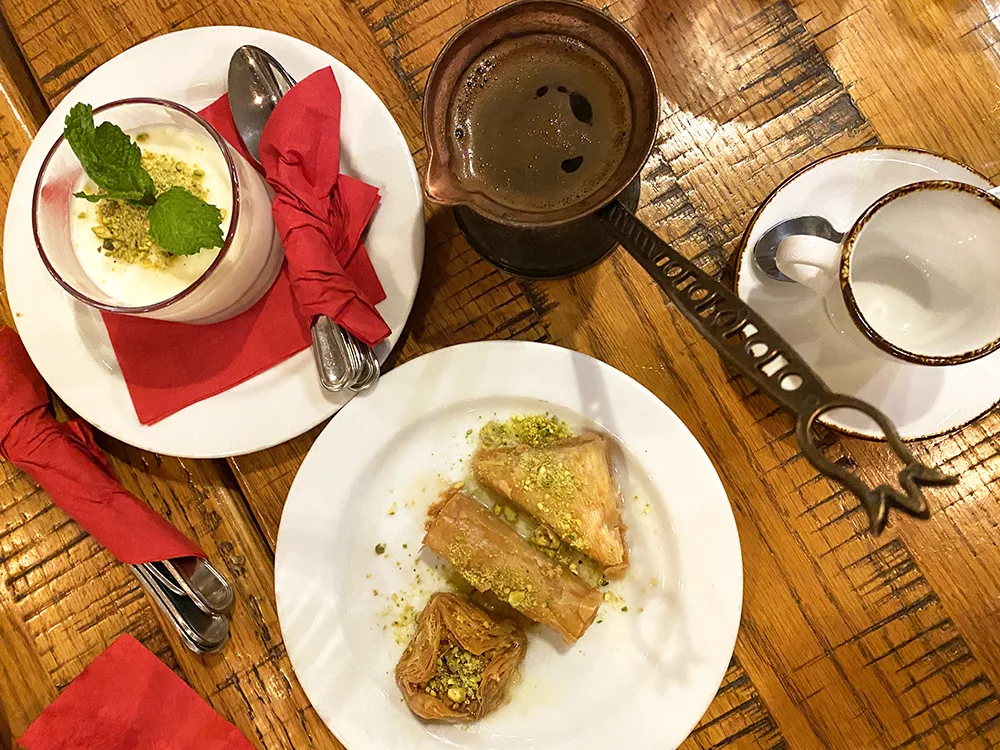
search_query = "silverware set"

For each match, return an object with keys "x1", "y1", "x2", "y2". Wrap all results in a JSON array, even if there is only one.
[
  {"x1": 311, "y1": 315, "x2": 381, "y2": 391},
  {"x1": 226, "y1": 45, "x2": 381, "y2": 394},
  {"x1": 130, "y1": 557, "x2": 234, "y2": 654}
]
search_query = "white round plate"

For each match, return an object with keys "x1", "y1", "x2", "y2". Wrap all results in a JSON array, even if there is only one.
[
  {"x1": 3, "y1": 27, "x2": 424, "y2": 458},
  {"x1": 275, "y1": 341, "x2": 742, "y2": 750},
  {"x1": 736, "y1": 147, "x2": 1000, "y2": 439}
]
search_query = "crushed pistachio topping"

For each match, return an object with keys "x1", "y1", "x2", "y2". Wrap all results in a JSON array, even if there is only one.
[
  {"x1": 491, "y1": 504, "x2": 518, "y2": 524},
  {"x1": 514, "y1": 453, "x2": 585, "y2": 545},
  {"x1": 423, "y1": 643, "x2": 485, "y2": 709},
  {"x1": 530, "y1": 524, "x2": 561, "y2": 550},
  {"x1": 378, "y1": 591, "x2": 419, "y2": 645},
  {"x1": 479, "y1": 414, "x2": 572, "y2": 449},
  {"x1": 540, "y1": 543, "x2": 604, "y2": 588},
  {"x1": 508, "y1": 590, "x2": 527, "y2": 608},
  {"x1": 143, "y1": 151, "x2": 207, "y2": 196},
  {"x1": 602, "y1": 590, "x2": 626, "y2": 607},
  {"x1": 446, "y1": 539, "x2": 538, "y2": 610},
  {"x1": 390, "y1": 601, "x2": 417, "y2": 644},
  {"x1": 89, "y1": 151, "x2": 210, "y2": 268}
]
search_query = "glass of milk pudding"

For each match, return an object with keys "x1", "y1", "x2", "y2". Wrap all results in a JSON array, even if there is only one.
[{"x1": 32, "y1": 98, "x2": 282, "y2": 324}]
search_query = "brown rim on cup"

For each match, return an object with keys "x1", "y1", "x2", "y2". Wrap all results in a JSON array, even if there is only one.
[
  {"x1": 32, "y1": 97, "x2": 242, "y2": 314},
  {"x1": 838, "y1": 179, "x2": 1000, "y2": 367}
]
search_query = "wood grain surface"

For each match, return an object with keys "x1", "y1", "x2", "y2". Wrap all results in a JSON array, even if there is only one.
[{"x1": 2, "y1": 0, "x2": 1000, "y2": 747}]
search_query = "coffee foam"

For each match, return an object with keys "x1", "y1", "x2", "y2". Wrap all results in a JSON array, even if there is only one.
[{"x1": 449, "y1": 34, "x2": 632, "y2": 214}]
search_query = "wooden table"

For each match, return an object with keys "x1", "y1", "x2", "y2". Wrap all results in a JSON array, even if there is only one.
[{"x1": 3, "y1": 0, "x2": 1000, "y2": 747}]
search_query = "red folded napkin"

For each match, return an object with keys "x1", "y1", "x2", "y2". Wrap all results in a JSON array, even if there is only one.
[
  {"x1": 0, "y1": 327, "x2": 204, "y2": 564},
  {"x1": 18, "y1": 634, "x2": 255, "y2": 750},
  {"x1": 260, "y1": 67, "x2": 390, "y2": 346},
  {"x1": 100, "y1": 67, "x2": 388, "y2": 425}
]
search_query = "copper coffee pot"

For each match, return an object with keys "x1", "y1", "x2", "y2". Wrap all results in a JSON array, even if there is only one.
[{"x1": 422, "y1": 0, "x2": 956, "y2": 533}]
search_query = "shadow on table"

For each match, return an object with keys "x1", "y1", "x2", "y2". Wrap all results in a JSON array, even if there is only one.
[{"x1": 401, "y1": 206, "x2": 601, "y2": 351}]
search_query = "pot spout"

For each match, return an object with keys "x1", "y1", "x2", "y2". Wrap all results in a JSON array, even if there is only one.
[{"x1": 423, "y1": 149, "x2": 467, "y2": 207}]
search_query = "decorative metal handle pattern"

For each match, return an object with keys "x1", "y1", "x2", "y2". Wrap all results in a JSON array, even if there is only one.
[{"x1": 597, "y1": 200, "x2": 956, "y2": 533}]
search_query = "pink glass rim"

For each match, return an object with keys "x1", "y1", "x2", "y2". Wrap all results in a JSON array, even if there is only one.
[{"x1": 31, "y1": 97, "x2": 243, "y2": 314}]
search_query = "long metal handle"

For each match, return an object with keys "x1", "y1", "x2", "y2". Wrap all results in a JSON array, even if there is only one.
[
  {"x1": 312, "y1": 316, "x2": 353, "y2": 391},
  {"x1": 312, "y1": 316, "x2": 381, "y2": 392},
  {"x1": 597, "y1": 199, "x2": 956, "y2": 533}
]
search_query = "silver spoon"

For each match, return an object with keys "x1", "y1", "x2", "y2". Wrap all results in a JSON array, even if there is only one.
[
  {"x1": 227, "y1": 45, "x2": 380, "y2": 392},
  {"x1": 752, "y1": 216, "x2": 845, "y2": 282},
  {"x1": 161, "y1": 557, "x2": 235, "y2": 617},
  {"x1": 227, "y1": 45, "x2": 294, "y2": 163},
  {"x1": 343, "y1": 328, "x2": 379, "y2": 392},
  {"x1": 143, "y1": 561, "x2": 186, "y2": 596},
  {"x1": 141, "y1": 558, "x2": 233, "y2": 616},
  {"x1": 130, "y1": 564, "x2": 229, "y2": 653}
]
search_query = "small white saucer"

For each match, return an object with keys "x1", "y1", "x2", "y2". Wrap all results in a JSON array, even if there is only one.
[{"x1": 735, "y1": 147, "x2": 1000, "y2": 440}]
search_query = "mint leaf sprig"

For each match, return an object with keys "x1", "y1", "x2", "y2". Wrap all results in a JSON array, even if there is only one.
[
  {"x1": 64, "y1": 103, "x2": 224, "y2": 256},
  {"x1": 149, "y1": 187, "x2": 224, "y2": 256},
  {"x1": 65, "y1": 103, "x2": 155, "y2": 205}
]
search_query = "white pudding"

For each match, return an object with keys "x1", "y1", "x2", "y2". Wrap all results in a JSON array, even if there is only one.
[{"x1": 69, "y1": 126, "x2": 233, "y2": 307}]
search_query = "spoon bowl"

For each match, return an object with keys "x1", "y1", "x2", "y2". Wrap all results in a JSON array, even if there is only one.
[
  {"x1": 227, "y1": 45, "x2": 296, "y2": 165},
  {"x1": 752, "y1": 215, "x2": 844, "y2": 282}
]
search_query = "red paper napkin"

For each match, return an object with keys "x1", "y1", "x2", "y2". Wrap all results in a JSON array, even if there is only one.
[
  {"x1": 102, "y1": 264, "x2": 313, "y2": 425},
  {"x1": 100, "y1": 67, "x2": 388, "y2": 425},
  {"x1": 18, "y1": 634, "x2": 255, "y2": 750},
  {"x1": 260, "y1": 67, "x2": 390, "y2": 347},
  {"x1": 0, "y1": 326, "x2": 204, "y2": 564}
]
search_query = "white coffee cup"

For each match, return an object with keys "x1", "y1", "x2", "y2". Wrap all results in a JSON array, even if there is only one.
[{"x1": 776, "y1": 180, "x2": 1000, "y2": 366}]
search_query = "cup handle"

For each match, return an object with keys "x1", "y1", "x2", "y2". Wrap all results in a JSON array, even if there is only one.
[{"x1": 775, "y1": 234, "x2": 843, "y2": 295}]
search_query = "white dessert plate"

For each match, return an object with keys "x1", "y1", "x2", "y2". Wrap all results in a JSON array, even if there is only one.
[
  {"x1": 274, "y1": 341, "x2": 743, "y2": 750},
  {"x1": 736, "y1": 147, "x2": 1000, "y2": 439},
  {"x1": 3, "y1": 27, "x2": 424, "y2": 458}
]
